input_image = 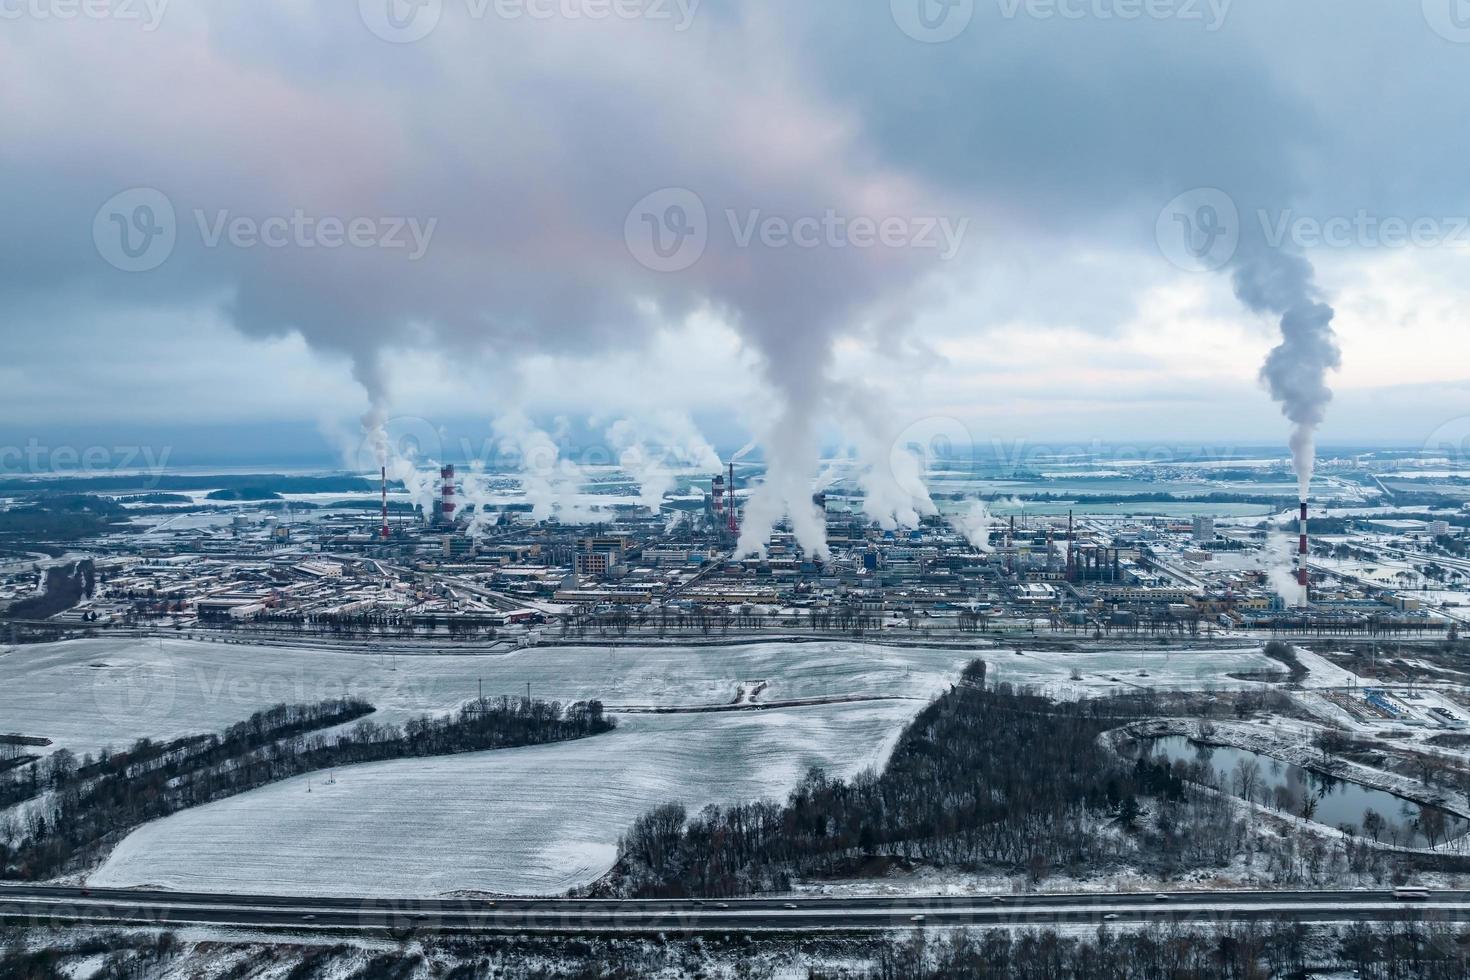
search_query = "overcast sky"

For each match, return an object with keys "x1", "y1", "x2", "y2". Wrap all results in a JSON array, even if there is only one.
[{"x1": 2, "y1": 0, "x2": 1468, "y2": 468}]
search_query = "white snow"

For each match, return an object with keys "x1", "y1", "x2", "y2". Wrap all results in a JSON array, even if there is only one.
[
  {"x1": 0, "y1": 637, "x2": 1286, "y2": 756},
  {"x1": 92, "y1": 702, "x2": 914, "y2": 897},
  {"x1": 0, "y1": 637, "x2": 977, "y2": 755},
  {"x1": 7, "y1": 635, "x2": 1293, "y2": 897}
]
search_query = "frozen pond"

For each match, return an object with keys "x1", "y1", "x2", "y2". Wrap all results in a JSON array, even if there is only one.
[{"x1": 1144, "y1": 736, "x2": 1467, "y2": 849}]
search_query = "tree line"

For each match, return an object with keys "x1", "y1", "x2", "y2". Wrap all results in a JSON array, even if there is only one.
[
  {"x1": 597, "y1": 660, "x2": 1456, "y2": 899},
  {"x1": 6, "y1": 920, "x2": 1467, "y2": 979},
  {"x1": 863, "y1": 920, "x2": 1469, "y2": 980},
  {"x1": 1, "y1": 696, "x2": 614, "y2": 880},
  {"x1": 596, "y1": 664, "x2": 1234, "y2": 897}
]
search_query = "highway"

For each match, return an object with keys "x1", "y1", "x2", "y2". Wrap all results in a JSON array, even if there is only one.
[{"x1": 3, "y1": 885, "x2": 1469, "y2": 935}]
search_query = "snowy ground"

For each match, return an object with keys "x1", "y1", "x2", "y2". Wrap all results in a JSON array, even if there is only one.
[
  {"x1": 11, "y1": 636, "x2": 1286, "y2": 897},
  {"x1": 92, "y1": 702, "x2": 913, "y2": 897},
  {"x1": 0, "y1": 637, "x2": 1281, "y2": 756},
  {"x1": 0, "y1": 637, "x2": 974, "y2": 755}
]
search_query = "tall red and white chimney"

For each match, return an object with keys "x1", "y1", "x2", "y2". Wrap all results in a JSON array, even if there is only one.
[
  {"x1": 1297, "y1": 501, "x2": 1309, "y2": 600},
  {"x1": 441, "y1": 464, "x2": 456, "y2": 523},
  {"x1": 726, "y1": 462, "x2": 738, "y2": 534}
]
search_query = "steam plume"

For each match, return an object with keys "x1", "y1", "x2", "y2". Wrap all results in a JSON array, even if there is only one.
[
  {"x1": 951, "y1": 500, "x2": 994, "y2": 552},
  {"x1": 850, "y1": 416, "x2": 939, "y2": 531},
  {"x1": 606, "y1": 413, "x2": 722, "y2": 515},
  {"x1": 1232, "y1": 249, "x2": 1342, "y2": 501},
  {"x1": 494, "y1": 413, "x2": 599, "y2": 524},
  {"x1": 1264, "y1": 530, "x2": 1306, "y2": 606}
]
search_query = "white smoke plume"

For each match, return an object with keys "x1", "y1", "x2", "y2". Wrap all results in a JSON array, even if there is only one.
[
  {"x1": 813, "y1": 463, "x2": 843, "y2": 494},
  {"x1": 736, "y1": 400, "x2": 829, "y2": 560},
  {"x1": 610, "y1": 431, "x2": 672, "y2": 515},
  {"x1": 606, "y1": 412, "x2": 722, "y2": 515},
  {"x1": 951, "y1": 500, "x2": 994, "y2": 552},
  {"x1": 854, "y1": 433, "x2": 937, "y2": 532},
  {"x1": 1264, "y1": 530, "x2": 1305, "y2": 606},
  {"x1": 1232, "y1": 249, "x2": 1342, "y2": 502},
  {"x1": 839, "y1": 388, "x2": 941, "y2": 532},
  {"x1": 0, "y1": 6, "x2": 954, "y2": 546},
  {"x1": 731, "y1": 439, "x2": 760, "y2": 462},
  {"x1": 458, "y1": 467, "x2": 501, "y2": 537},
  {"x1": 389, "y1": 457, "x2": 440, "y2": 519},
  {"x1": 494, "y1": 413, "x2": 600, "y2": 524},
  {"x1": 355, "y1": 412, "x2": 441, "y2": 523}
]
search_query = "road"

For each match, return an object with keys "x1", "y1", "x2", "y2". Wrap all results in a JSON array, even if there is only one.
[{"x1": 3, "y1": 885, "x2": 1468, "y2": 935}]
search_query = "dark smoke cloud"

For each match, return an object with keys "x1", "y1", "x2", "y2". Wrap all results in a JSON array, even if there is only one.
[{"x1": 4, "y1": 0, "x2": 1470, "y2": 542}]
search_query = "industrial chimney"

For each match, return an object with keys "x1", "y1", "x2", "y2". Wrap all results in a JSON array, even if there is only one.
[
  {"x1": 1297, "y1": 501, "x2": 1309, "y2": 603},
  {"x1": 440, "y1": 464, "x2": 457, "y2": 524},
  {"x1": 726, "y1": 462, "x2": 738, "y2": 534}
]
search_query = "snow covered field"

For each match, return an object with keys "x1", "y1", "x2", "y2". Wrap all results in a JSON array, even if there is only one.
[
  {"x1": 0, "y1": 637, "x2": 1283, "y2": 755},
  {"x1": 0, "y1": 637, "x2": 977, "y2": 755},
  {"x1": 93, "y1": 702, "x2": 913, "y2": 896},
  {"x1": 0, "y1": 635, "x2": 1294, "y2": 896}
]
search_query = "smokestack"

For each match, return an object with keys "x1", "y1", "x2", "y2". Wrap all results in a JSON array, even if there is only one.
[
  {"x1": 712, "y1": 474, "x2": 725, "y2": 519},
  {"x1": 727, "y1": 462, "x2": 738, "y2": 534},
  {"x1": 1297, "y1": 500, "x2": 1309, "y2": 600},
  {"x1": 380, "y1": 466, "x2": 390, "y2": 540},
  {"x1": 1067, "y1": 511, "x2": 1075, "y2": 582},
  {"x1": 441, "y1": 464, "x2": 456, "y2": 523}
]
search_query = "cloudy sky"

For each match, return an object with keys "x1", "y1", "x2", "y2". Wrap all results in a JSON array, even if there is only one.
[{"x1": 2, "y1": 0, "x2": 1468, "y2": 472}]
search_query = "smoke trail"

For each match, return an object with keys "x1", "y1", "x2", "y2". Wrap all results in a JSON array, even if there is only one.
[
  {"x1": 493, "y1": 413, "x2": 604, "y2": 524},
  {"x1": 1264, "y1": 530, "x2": 1305, "y2": 606},
  {"x1": 736, "y1": 391, "x2": 829, "y2": 559},
  {"x1": 458, "y1": 467, "x2": 501, "y2": 537},
  {"x1": 837, "y1": 386, "x2": 941, "y2": 532},
  {"x1": 1231, "y1": 249, "x2": 1342, "y2": 501},
  {"x1": 389, "y1": 458, "x2": 440, "y2": 519},
  {"x1": 608, "y1": 422, "x2": 672, "y2": 515},
  {"x1": 606, "y1": 413, "x2": 722, "y2": 515},
  {"x1": 951, "y1": 500, "x2": 994, "y2": 552}
]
